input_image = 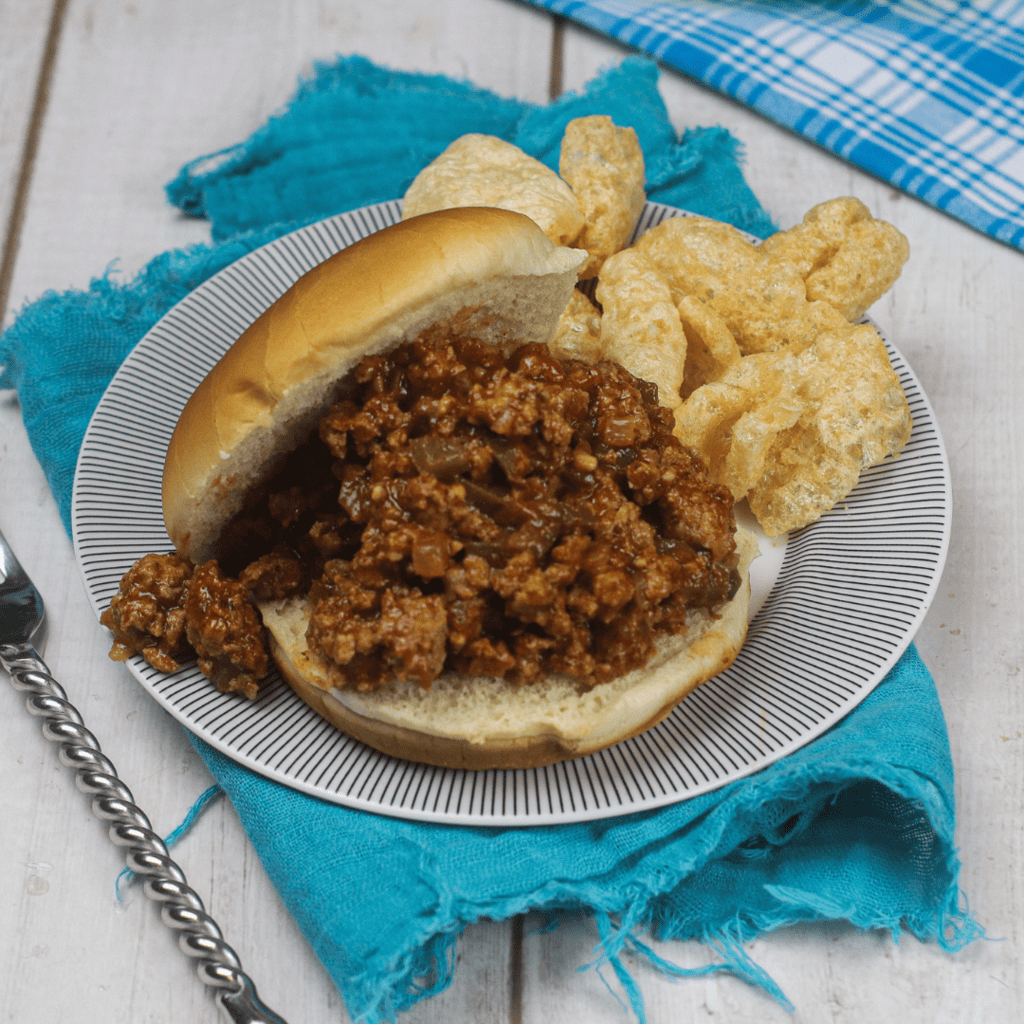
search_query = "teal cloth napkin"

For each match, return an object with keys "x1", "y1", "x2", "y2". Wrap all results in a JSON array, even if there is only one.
[{"x1": 0, "y1": 56, "x2": 979, "y2": 1023}]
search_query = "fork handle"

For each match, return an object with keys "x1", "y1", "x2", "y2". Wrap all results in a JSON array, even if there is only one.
[{"x1": 0, "y1": 642, "x2": 288, "y2": 1024}]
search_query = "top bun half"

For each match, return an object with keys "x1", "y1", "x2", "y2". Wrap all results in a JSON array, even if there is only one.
[{"x1": 163, "y1": 207, "x2": 587, "y2": 562}]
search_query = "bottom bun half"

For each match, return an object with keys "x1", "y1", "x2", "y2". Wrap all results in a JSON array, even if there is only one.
[{"x1": 260, "y1": 527, "x2": 758, "y2": 770}]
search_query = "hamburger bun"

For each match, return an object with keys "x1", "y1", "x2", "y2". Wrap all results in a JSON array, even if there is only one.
[
  {"x1": 160, "y1": 206, "x2": 755, "y2": 770},
  {"x1": 163, "y1": 207, "x2": 587, "y2": 563}
]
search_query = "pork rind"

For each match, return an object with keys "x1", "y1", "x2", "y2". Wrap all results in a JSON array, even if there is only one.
[
  {"x1": 595, "y1": 249, "x2": 686, "y2": 409},
  {"x1": 559, "y1": 115, "x2": 646, "y2": 280},
  {"x1": 676, "y1": 295, "x2": 742, "y2": 400},
  {"x1": 759, "y1": 197, "x2": 910, "y2": 321},
  {"x1": 675, "y1": 321, "x2": 912, "y2": 535},
  {"x1": 632, "y1": 215, "x2": 850, "y2": 355},
  {"x1": 548, "y1": 288, "x2": 603, "y2": 364},
  {"x1": 402, "y1": 134, "x2": 585, "y2": 247},
  {"x1": 747, "y1": 322, "x2": 912, "y2": 533},
  {"x1": 675, "y1": 353, "x2": 803, "y2": 502}
]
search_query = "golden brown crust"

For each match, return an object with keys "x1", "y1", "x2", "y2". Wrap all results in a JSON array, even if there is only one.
[{"x1": 162, "y1": 208, "x2": 586, "y2": 562}]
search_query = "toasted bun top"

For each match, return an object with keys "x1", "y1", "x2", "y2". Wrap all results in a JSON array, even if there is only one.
[{"x1": 163, "y1": 207, "x2": 587, "y2": 562}]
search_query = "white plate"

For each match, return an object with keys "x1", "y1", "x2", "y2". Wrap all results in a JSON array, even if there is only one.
[{"x1": 71, "y1": 201, "x2": 950, "y2": 826}]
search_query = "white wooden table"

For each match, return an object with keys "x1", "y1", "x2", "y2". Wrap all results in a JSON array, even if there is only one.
[{"x1": 1, "y1": 2, "x2": 1021, "y2": 1022}]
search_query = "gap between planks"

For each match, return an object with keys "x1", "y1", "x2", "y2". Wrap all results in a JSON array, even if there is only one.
[{"x1": 0, "y1": 0, "x2": 69, "y2": 328}]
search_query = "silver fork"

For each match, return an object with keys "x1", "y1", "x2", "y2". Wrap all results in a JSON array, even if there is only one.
[{"x1": 0, "y1": 526, "x2": 288, "y2": 1024}]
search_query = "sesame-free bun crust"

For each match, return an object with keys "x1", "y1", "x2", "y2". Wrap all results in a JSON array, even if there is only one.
[
  {"x1": 260, "y1": 528, "x2": 757, "y2": 770},
  {"x1": 163, "y1": 207, "x2": 586, "y2": 562}
]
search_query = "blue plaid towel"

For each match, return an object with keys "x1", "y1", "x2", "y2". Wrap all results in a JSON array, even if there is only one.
[{"x1": 528, "y1": 0, "x2": 1024, "y2": 248}]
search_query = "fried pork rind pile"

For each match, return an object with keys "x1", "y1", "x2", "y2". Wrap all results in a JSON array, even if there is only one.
[
  {"x1": 403, "y1": 115, "x2": 646, "y2": 275},
  {"x1": 403, "y1": 122, "x2": 912, "y2": 537},
  {"x1": 402, "y1": 133, "x2": 585, "y2": 247},
  {"x1": 633, "y1": 207, "x2": 912, "y2": 535}
]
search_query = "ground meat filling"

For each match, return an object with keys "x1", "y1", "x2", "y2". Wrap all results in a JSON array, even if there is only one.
[
  {"x1": 183, "y1": 561, "x2": 268, "y2": 698},
  {"x1": 104, "y1": 333, "x2": 740, "y2": 696},
  {"x1": 303, "y1": 333, "x2": 739, "y2": 691},
  {"x1": 102, "y1": 552, "x2": 194, "y2": 673},
  {"x1": 102, "y1": 553, "x2": 269, "y2": 698}
]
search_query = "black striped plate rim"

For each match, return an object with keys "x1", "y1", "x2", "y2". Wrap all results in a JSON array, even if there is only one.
[{"x1": 70, "y1": 201, "x2": 950, "y2": 825}]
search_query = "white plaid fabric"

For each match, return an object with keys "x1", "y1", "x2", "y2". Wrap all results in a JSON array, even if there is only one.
[{"x1": 529, "y1": 0, "x2": 1024, "y2": 248}]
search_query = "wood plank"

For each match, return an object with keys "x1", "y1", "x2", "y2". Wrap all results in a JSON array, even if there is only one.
[
  {"x1": 0, "y1": 0, "x2": 60, "y2": 324},
  {"x1": 3, "y1": 0, "x2": 557, "y2": 310},
  {"x1": 0, "y1": 1, "x2": 557, "y2": 1022},
  {"x1": 513, "y1": 27, "x2": 1024, "y2": 1024}
]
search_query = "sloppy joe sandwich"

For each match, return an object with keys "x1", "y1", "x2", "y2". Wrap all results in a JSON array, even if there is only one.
[{"x1": 102, "y1": 205, "x2": 755, "y2": 770}]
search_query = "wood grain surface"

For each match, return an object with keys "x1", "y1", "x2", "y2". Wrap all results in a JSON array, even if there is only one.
[{"x1": 1, "y1": 2, "x2": 1021, "y2": 1023}]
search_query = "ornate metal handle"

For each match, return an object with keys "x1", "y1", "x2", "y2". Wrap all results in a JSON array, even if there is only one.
[{"x1": 1, "y1": 642, "x2": 288, "y2": 1024}]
